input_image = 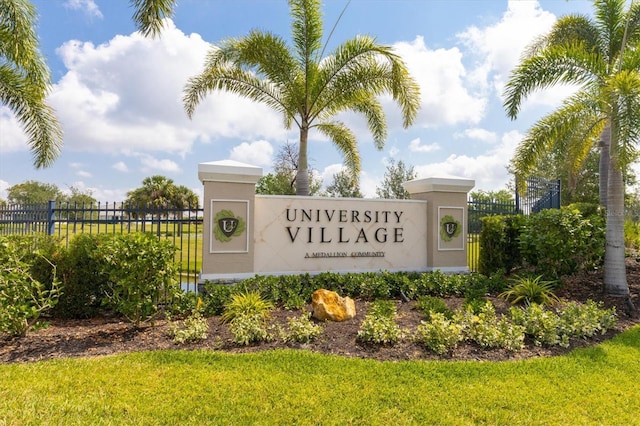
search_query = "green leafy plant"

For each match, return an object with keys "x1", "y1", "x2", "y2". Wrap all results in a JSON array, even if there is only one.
[
  {"x1": 519, "y1": 208, "x2": 605, "y2": 278},
  {"x1": 414, "y1": 312, "x2": 463, "y2": 355},
  {"x1": 54, "y1": 234, "x2": 111, "y2": 318},
  {"x1": 510, "y1": 303, "x2": 565, "y2": 347},
  {"x1": 228, "y1": 313, "x2": 273, "y2": 346},
  {"x1": 280, "y1": 310, "x2": 323, "y2": 343},
  {"x1": 0, "y1": 236, "x2": 60, "y2": 337},
  {"x1": 202, "y1": 282, "x2": 235, "y2": 316},
  {"x1": 357, "y1": 300, "x2": 403, "y2": 345},
  {"x1": 221, "y1": 292, "x2": 273, "y2": 324},
  {"x1": 98, "y1": 233, "x2": 180, "y2": 327},
  {"x1": 414, "y1": 295, "x2": 452, "y2": 321},
  {"x1": 457, "y1": 301, "x2": 525, "y2": 351},
  {"x1": 499, "y1": 275, "x2": 560, "y2": 306},
  {"x1": 168, "y1": 300, "x2": 209, "y2": 344},
  {"x1": 558, "y1": 300, "x2": 617, "y2": 339}
]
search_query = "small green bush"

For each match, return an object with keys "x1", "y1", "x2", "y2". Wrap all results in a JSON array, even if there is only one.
[
  {"x1": 478, "y1": 214, "x2": 524, "y2": 275},
  {"x1": 228, "y1": 313, "x2": 273, "y2": 346},
  {"x1": 457, "y1": 302, "x2": 525, "y2": 351},
  {"x1": 510, "y1": 303, "x2": 566, "y2": 347},
  {"x1": 414, "y1": 296, "x2": 452, "y2": 321},
  {"x1": 98, "y1": 233, "x2": 180, "y2": 327},
  {"x1": 168, "y1": 309, "x2": 209, "y2": 344},
  {"x1": 414, "y1": 313, "x2": 463, "y2": 355},
  {"x1": 499, "y1": 275, "x2": 560, "y2": 306},
  {"x1": 357, "y1": 300, "x2": 403, "y2": 345},
  {"x1": 280, "y1": 311, "x2": 323, "y2": 343},
  {"x1": 0, "y1": 236, "x2": 60, "y2": 337},
  {"x1": 510, "y1": 300, "x2": 617, "y2": 347},
  {"x1": 202, "y1": 282, "x2": 235, "y2": 316},
  {"x1": 520, "y1": 208, "x2": 605, "y2": 278},
  {"x1": 54, "y1": 234, "x2": 111, "y2": 318},
  {"x1": 221, "y1": 292, "x2": 273, "y2": 324},
  {"x1": 558, "y1": 300, "x2": 617, "y2": 339}
]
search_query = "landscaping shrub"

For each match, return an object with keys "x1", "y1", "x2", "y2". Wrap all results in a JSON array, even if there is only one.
[
  {"x1": 221, "y1": 292, "x2": 273, "y2": 324},
  {"x1": 0, "y1": 236, "x2": 59, "y2": 337},
  {"x1": 357, "y1": 300, "x2": 403, "y2": 345},
  {"x1": 510, "y1": 300, "x2": 617, "y2": 347},
  {"x1": 98, "y1": 233, "x2": 180, "y2": 327},
  {"x1": 456, "y1": 301, "x2": 525, "y2": 351},
  {"x1": 228, "y1": 313, "x2": 273, "y2": 345},
  {"x1": 53, "y1": 234, "x2": 111, "y2": 318},
  {"x1": 519, "y1": 207, "x2": 605, "y2": 278},
  {"x1": 414, "y1": 295, "x2": 452, "y2": 321},
  {"x1": 414, "y1": 312, "x2": 463, "y2": 355},
  {"x1": 499, "y1": 275, "x2": 560, "y2": 306},
  {"x1": 279, "y1": 310, "x2": 323, "y2": 343},
  {"x1": 478, "y1": 214, "x2": 524, "y2": 275},
  {"x1": 168, "y1": 300, "x2": 209, "y2": 344},
  {"x1": 202, "y1": 282, "x2": 235, "y2": 316}
]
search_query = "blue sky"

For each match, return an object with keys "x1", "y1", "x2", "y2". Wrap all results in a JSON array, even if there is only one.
[{"x1": 0, "y1": 0, "x2": 596, "y2": 202}]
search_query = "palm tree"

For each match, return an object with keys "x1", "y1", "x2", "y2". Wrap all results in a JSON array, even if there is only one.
[
  {"x1": 503, "y1": 0, "x2": 640, "y2": 298},
  {"x1": 1, "y1": 0, "x2": 63, "y2": 168},
  {"x1": 182, "y1": 0, "x2": 421, "y2": 195}
]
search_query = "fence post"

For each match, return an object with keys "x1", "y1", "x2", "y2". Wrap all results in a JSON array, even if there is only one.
[{"x1": 47, "y1": 200, "x2": 55, "y2": 235}]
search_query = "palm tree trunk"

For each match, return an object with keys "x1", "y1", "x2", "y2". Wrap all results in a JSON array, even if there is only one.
[
  {"x1": 598, "y1": 124, "x2": 610, "y2": 207},
  {"x1": 296, "y1": 125, "x2": 310, "y2": 196},
  {"x1": 603, "y1": 156, "x2": 629, "y2": 297}
]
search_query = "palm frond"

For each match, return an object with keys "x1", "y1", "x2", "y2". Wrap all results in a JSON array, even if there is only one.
[
  {"x1": 512, "y1": 94, "x2": 603, "y2": 184},
  {"x1": 0, "y1": 66, "x2": 62, "y2": 168},
  {"x1": 130, "y1": 0, "x2": 176, "y2": 38},
  {"x1": 289, "y1": 0, "x2": 323, "y2": 68},
  {"x1": 314, "y1": 121, "x2": 360, "y2": 176},
  {"x1": 183, "y1": 66, "x2": 290, "y2": 121},
  {"x1": 0, "y1": 0, "x2": 49, "y2": 94},
  {"x1": 503, "y1": 44, "x2": 605, "y2": 119}
]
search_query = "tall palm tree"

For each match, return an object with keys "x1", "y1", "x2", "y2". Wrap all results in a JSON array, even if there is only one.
[
  {"x1": 182, "y1": 0, "x2": 421, "y2": 195},
  {"x1": 0, "y1": 0, "x2": 62, "y2": 168},
  {"x1": 503, "y1": 0, "x2": 640, "y2": 298}
]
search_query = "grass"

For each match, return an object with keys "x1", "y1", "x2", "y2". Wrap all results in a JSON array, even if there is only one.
[{"x1": 1, "y1": 326, "x2": 639, "y2": 425}]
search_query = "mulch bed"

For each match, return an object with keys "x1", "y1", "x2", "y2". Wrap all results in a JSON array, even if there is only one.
[{"x1": 2, "y1": 261, "x2": 639, "y2": 364}]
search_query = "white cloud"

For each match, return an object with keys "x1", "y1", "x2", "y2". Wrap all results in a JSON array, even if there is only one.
[
  {"x1": 393, "y1": 36, "x2": 487, "y2": 127},
  {"x1": 63, "y1": 0, "x2": 103, "y2": 19},
  {"x1": 112, "y1": 161, "x2": 129, "y2": 172},
  {"x1": 138, "y1": 155, "x2": 181, "y2": 173},
  {"x1": 320, "y1": 163, "x2": 346, "y2": 185},
  {"x1": 408, "y1": 138, "x2": 440, "y2": 153},
  {"x1": 0, "y1": 179, "x2": 8, "y2": 201},
  {"x1": 0, "y1": 107, "x2": 28, "y2": 152},
  {"x1": 414, "y1": 130, "x2": 521, "y2": 191},
  {"x1": 41, "y1": 21, "x2": 285, "y2": 158},
  {"x1": 457, "y1": 0, "x2": 578, "y2": 111},
  {"x1": 229, "y1": 140, "x2": 274, "y2": 166},
  {"x1": 454, "y1": 128, "x2": 497, "y2": 143}
]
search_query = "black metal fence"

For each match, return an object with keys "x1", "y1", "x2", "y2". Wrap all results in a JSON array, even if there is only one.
[
  {"x1": 0, "y1": 201, "x2": 204, "y2": 291},
  {"x1": 467, "y1": 178, "x2": 561, "y2": 272}
]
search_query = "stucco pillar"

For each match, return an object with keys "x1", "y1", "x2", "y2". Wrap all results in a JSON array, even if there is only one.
[
  {"x1": 404, "y1": 177, "x2": 475, "y2": 272},
  {"x1": 198, "y1": 160, "x2": 262, "y2": 281}
]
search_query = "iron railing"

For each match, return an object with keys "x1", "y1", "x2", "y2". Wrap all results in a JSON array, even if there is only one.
[{"x1": 0, "y1": 201, "x2": 203, "y2": 291}]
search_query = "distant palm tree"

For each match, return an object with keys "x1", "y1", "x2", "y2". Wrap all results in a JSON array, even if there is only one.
[
  {"x1": 0, "y1": 0, "x2": 63, "y2": 168},
  {"x1": 182, "y1": 0, "x2": 421, "y2": 195},
  {"x1": 503, "y1": 0, "x2": 640, "y2": 298}
]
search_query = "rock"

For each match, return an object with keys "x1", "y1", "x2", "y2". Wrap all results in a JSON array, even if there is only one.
[{"x1": 311, "y1": 289, "x2": 356, "y2": 322}]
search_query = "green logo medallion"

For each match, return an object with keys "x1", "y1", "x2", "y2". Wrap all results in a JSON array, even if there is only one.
[
  {"x1": 440, "y1": 215, "x2": 461, "y2": 242},
  {"x1": 214, "y1": 209, "x2": 246, "y2": 242}
]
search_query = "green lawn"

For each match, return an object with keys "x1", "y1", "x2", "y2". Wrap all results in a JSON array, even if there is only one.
[{"x1": 1, "y1": 326, "x2": 639, "y2": 425}]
